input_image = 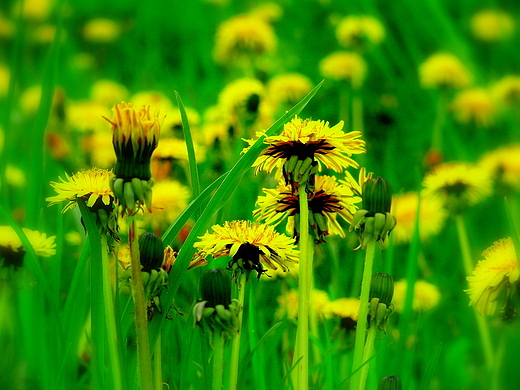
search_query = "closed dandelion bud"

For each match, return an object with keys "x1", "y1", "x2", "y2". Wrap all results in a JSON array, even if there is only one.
[
  {"x1": 201, "y1": 269, "x2": 232, "y2": 308},
  {"x1": 370, "y1": 272, "x2": 394, "y2": 306},
  {"x1": 377, "y1": 376, "x2": 402, "y2": 390},
  {"x1": 139, "y1": 233, "x2": 165, "y2": 272},
  {"x1": 362, "y1": 177, "x2": 392, "y2": 215}
]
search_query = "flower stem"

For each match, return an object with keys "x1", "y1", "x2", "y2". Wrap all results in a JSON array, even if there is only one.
[
  {"x1": 350, "y1": 239, "x2": 377, "y2": 390},
  {"x1": 431, "y1": 93, "x2": 446, "y2": 152},
  {"x1": 154, "y1": 334, "x2": 163, "y2": 390},
  {"x1": 358, "y1": 323, "x2": 377, "y2": 390},
  {"x1": 100, "y1": 235, "x2": 123, "y2": 390},
  {"x1": 340, "y1": 89, "x2": 350, "y2": 132},
  {"x1": 352, "y1": 94, "x2": 364, "y2": 134},
  {"x1": 212, "y1": 330, "x2": 225, "y2": 390},
  {"x1": 455, "y1": 215, "x2": 494, "y2": 371},
  {"x1": 128, "y1": 215, "x2": 154, "y2": 390},
  {"x1": 294, "y1": 184, "x2": 311, "y2": 390},
  {"x1": 228, "y1": 272, "x2": 247, "y2": 390}
]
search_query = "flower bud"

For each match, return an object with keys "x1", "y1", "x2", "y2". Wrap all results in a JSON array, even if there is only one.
[
  {"x1": 201, "y1": 269, "x2": 232, "y2": 308},
  {"x1": 362, "y1": 177, "x2": 392, "y2": 215},
  {"x1": 377, "y1": 376, "x2": 402, "y2": 390},
  {"x1": 370, "y1": 272, "x2": 394, "y2": 306},
  {"x1": 138, "y1": 233, "x2": 165, "y2": 272}
]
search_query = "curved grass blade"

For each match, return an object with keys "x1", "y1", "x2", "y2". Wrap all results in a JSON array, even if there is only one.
[{"x1": 419, "y1": 343, "x2": 443, "y2": 390}]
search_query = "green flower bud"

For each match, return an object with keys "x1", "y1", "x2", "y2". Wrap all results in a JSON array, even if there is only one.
[
  {"x1": 377, "y1": 376, "x2": 402, "y2": 390},
  {"x1": 139, "y1": 233, "x2": 165, "y2": 272},
  {"x1": 201, "y1": 269, "x2": 232, "y2": 308},
  {"x1": 362, "y1": 177, "x2": 392, "y2": 215},
  {"x1": 370, "y1": 272, "x2": 394, "y2": 306}
]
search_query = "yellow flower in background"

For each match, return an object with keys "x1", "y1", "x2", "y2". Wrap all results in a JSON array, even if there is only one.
[
  {"x1": 276, "y1": 289, "x2": 331, "y2": 320},
  {"x1": 32, "y1": 24, "x2": 58, "y2": 44},
  {"x1": 130, "y1": 91, "x2": 174, "y2": 113},
  {"x1": 319, "y1": 51, "x2": 366, "y2": 88},
  {"x1": 83, "y1": 130, "x2": 116, "y2": 169},
  {"x1": 391, "y1": 192, "x2": 447, "y2": 245},
  {"x1": 15, "y1": 0, "x2": 54, "y2": 21},
  {"x1": 218, "y1": 78, "x2": 265, "y2": 116},
  {"x1": 151, "y1": 138, "x2": 206, "y2": 179},
  {"x1": 471, "y1": 10, "x2": 514, "y2": 42},
  {"x1": 0, "y1": 225, "x2": 56, "y2": 268},
  {"x1": 266, "y1": 73, "x2": 313, "y2": 108},
  {"x1": 422, "y1": 162, "x2": 492, "y2": 214},
  {"x1": 0, "y1": 64, "x2": 10, "y2": 97},
  {"x1": 200, "y1": 105, "x2": 234, "y2": 145},
  {"x1": 450, "y1": 88, "x2": 496, "y2": 127},
  {"x1": 336, "y1": 15, "x2": 385, "y2": 49},
  {"x1": 90, "y1": 79, "x2": 129, "y2": 107},
  {"x1": 260, "y1": 261, "x2": 299, "y2": 280},
  {"x1": 492, "y1": 75, "x2": 520, "y2": 107},
  {"x1": 5, "y1": 165, "x2": 27, "y2": 188},
  {"x1": 466, "y1": 238, "x2": 518, "y2": 317},
  {"x1": 163, "y1": 106, "x2": 201, "y2": 136},
  {"x1": 0, "y1": 14, "x2": 14, "y2": 39},
  {"x1": 67, "y1": 100, "x2": 112, "y2": 132},
  {"x1": 479, "y1": 144, "x2": 520, "y2": 191},
  {"x1": 419, "y1": 52, "x2": 472, "y2": 89},
  {"x1": 47, "y1": 168, "x2": 115, "y2": 213},
  {"x1": 325, "y1": 297, "x2": 360, "y2": 320},
  {"x1": 249, "y1": 2, "x2": 283, "y2": 23},
  {"x1": 214, "y1": 14, "x2": 277, "y2": 65},
  {"x1": 392, "y1": 279, "x2": 441, "y2": 313},
  {"x1": 82, "y1": 18, "x2": 121, "y2": 43},
  {"x1": 194, "y1": 220, "x2": 299, "y2": 279},
  {"x1": 19, "y1": 85, "x2": 43, "y2": 114}
]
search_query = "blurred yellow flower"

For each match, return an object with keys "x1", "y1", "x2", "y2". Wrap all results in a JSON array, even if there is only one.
[
  {"x1": 450, "y1": 88, "x2": 496, "y2": 127},
  {"x1": 83, "y1": 130, "x2": 116, "y2": 168},
  {"x1": 214, "y1": 14, "x2": 277, "y2": 65},
  {"x1": 392, "y1": 279, "x2": 441, "y2": 313},
  {"x1": 391, "y1": 192, "x2": 447, "y2": 245},
  {"x1": 336, "y1": 15, "x2": 385, "y2": 49},
  {"x1": 276, "y1": 289, "x2": 331, "y2": 320},
  {"x1": 319, "y1": 51, "x2": 366, "y2": 88},
  {"x1": 479, "y1": 144, "x2": 520, "y2": 191},
  {"x1": 32, "y1": 24, "x2": 57, "y2": 44},
  {"x1": 0, "y1": 14, "x2": 14, "y2": 38},
  {"x1": 83, "y1": 19, "x2": 121, "y2": 43},
  {"x1": 16, "y1": 0, "x2": 54, "y2": 21},
  {"x1": 419, "y1": 52, "x2": 472, "y2": 89},
  {"x1": 471, "y1": 10, "x2": 514, "y2": 42},
  {"x1": 143, "y1": 179, "x2": 190, "y2": 231},
  {"x1": 0, "y1": 64, "x2": 9, "y2": 97},
  {"x1": 266, "y1": 73, "x2": 312, "y2": 108},
  {"x1": 5, "y1": 165, "x2": 27, "y2": 188},
  {"x1": 130, "y1": 91, "x2": 174, "y2": 113},
  {"x1": 163, "y1": 106, "x2": 201, "y2": 136},
  {"x1": 200, "y1": 105, "x2": 234, "y2": 145},
  {"x1": 90, "y1": 79, "x2": 129, "y2": 106},
  {"x1": 218, "y1": 78, "x2": 265, "y2": 116},
  {"x1": 67, "y1": 100, "x2": 112, "y2": 132},
  {"x1": 19, "y1": 85, "x2": 42, "y2": 114},
  {"x1": 492, "y1": 75, "x2": 520, "y2": 107},
  {"x1": 325, "y1": 297, "x2": 360, "y2": 321},
  {"x1": 249, "y1": 2, "x2": 283, "y2": 23},
  {"x1": 0, "y1": 225, "x2": 56, "y2": 268},
  {"x1": 466, "y1": 238, "x2": 518, "y2": 317}
]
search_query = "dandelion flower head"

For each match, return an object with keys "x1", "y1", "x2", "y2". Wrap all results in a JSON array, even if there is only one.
[
  {"x1": 450, "y1": 88, "x2": 496, "y2": 127},
  {"x1": 479, "y1": 144, "x2": 520, "y2": 191},
  {"x1": 266, "y1": 73, "x2": 312, "y2": 108},
  {"x1": 82, "y1": 18, "x2": 121, "y2": 43},
  {"x1": 335, "y1": 15, "x2": 385, "y2": 49},
  {"x1": 471, "y1": 10, "x2": 514, "y2": 42},
  {"x1": 67, "y1": 100, "x2": 112, "y2": 133},
  {"x1": 319, "y1": 51, "x2": 366, "y2": 88},
  {"x1": 90, "y1": 79, "x2": 129, "y2": 106},
  {"x1": 0, "y1": 226, "x2": 56, "y2": 268},
  {"x1": 276, "y1": 289, "x2": 330, "y2": 320},
  {"x1": 419, "y1": 52, "x2": 472, "y2": 89},
  {"x1": 492, "y1": 75, "x2": 520, "y2": 107},
  {"x1": 392, "y1": 279, "x2": 441, "y2": 313},
  {"x1": 218, "y1": 78, "x2": 265, "y2": 117}
]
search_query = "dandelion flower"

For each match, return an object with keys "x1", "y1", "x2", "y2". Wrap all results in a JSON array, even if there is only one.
[
  {"x1": 450, "y1": 88, "x2": 496, "y2": 127},
  {"x1": 319, "y1": 51, "x2": 366, "y2": 88},
  {"x1": 492, "y1": 75, "x2": 520, "y2": 107},
  {"x1": 90, "y1": 79, "x2": 129, "y2": 106},
  {"x1": 276, "y1": 289, "x2": 330, "y2": 320},
  {"x1": 130, "y1": 91, "x2": 174, "y2": 113},
  {"x1": 82, "y1": 19, "x2": 121, "y2": 43},
  {"x1": 0, "y1": 64, "x2": 9, "y2": 97},
  {"x1": 266, "y1": 73, "x2": 313, "y2": 108},
  {"x1": 0, "y1": 226, "x2": 56, "y2": 268},
  {"x1": 471, "y1": 10, "x2": 514, "y2": 42},
  {"x1": 479, "y1": 144, "x2": 520, "y2": 191},
  {"x1": 419, "y1": 52, "x2": 472, "y2": 89},
  {"x1": 335, "y1": 15, "x2": 385, "y2": 49},
  {"x1": 466, "y1": 238, "x2": 518, "y2": 317},
  {"x1": 392, "y1": 279, "x2": 441, "y2": 313},
  {"x1": 325, "y1": 297, "x2": 360, "y2": 327},
  {"x1": 5, "y1": 164, "x2": 27, "y2": 188},
  {"x1": 249, "y1": 2, "x2": 283, "y2": 23},
  {"x1": 67, "y1": 100, "x2": 112, "y2": 133},
  {"x1": 422, "y1": 162, "x2": 492, "y2": 214},
  {"x1": 194, "y1": 220, "x2": 299, "y2": 280},
  {"x1": 218, "y1": 78, "x2": 265, "y2": 117}
]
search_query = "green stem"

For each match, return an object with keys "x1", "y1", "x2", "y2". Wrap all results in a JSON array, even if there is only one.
[
  {"x1": 128, "y1": 216, "x2": 154, "y2": 390},
  {"x1": 358, "y1": 324, "x2": 377, "y2": 390},
  {"x1": 154, "y1": 334, "x2": 163, "y2": 390},
  {"x1": 228, "y1": 273, "x2": 247, "y2": 390},
  {"x1": 431, "y1": 93, "x2": 446, "y2": 152},
  {"x1": 352, "y1": 94, "x2": 364, "y2": 134},
  {"x1": 294, "y1": 184, "x2": 311, "y2": 390},
  {"x1": 100, "y1": 236, "x2": 123, "y2": 390},
  {"x1": 350, "y1": 239, "x2": 377, "y2": 390},
  {"x1": 212, "y1": 330, "x2": 225, "y2": 390},
  {"x1": 340, "y1": 89, "x2": 350, "y2": 132},
  {"x1": 455, "y1": 215, "x2": 494, "y2": 371},
  {"x1": 309, "y1": 258, "x2": 320, "y2": 368}
]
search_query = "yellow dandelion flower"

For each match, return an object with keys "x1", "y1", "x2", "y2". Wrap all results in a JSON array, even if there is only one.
[
  {"x1": 254, "y1": 175, "x2": 360, "y2": 242},
  {"x1": 450, "y1": 88, "x2": 496, "y2": 127},
  {"x1": 422, "y1": 162, "x2": 492, "y2": 214},
  {"x1": 260, "y1": 261, "x2": 299, "y2": 280},
  {"x1": 466, "y1": 238, "x2": 518, "y2": 317},
  {"x1": 319, "y1": 51, "x2": 366, "y2": 88},
  {"x1": 16, "y1": 0, "x2": 54, "y2": 21},
  {"x1": 0, "y1": 14, "x2": 14, "y2": 39},
  {"x1": 163, "y1": 106, "x2": 201, "y2": 136},
  {"x1": 5, "y1": 165, "x2": 27, "y2": 188},
  {"x1": 249, "y1": 2, "x2": 283, "y2": 23},
  {"x1": 151, "y1": 138, "x2": 206, "y2": 179},
  {"x1": 130, "y1": 91, "x2": 174, "y2": 113},
  {"x1": 392, "y1": 279, "x2": 441, "y2": 313},
  {"x1": 19, "y1": 85, "x2": 43, "y2": 114},
  {"x1": 479, "y1": 144, "x2": 520, "y2": 191},
  {"x1": 194, "y1": 220, "x2": 299, "y2": 279},
  {"x1": 83, "y1": 129, "x2": 116, "y2": 169},
  {"x1": 391, "y1": 192, "x2": 447, "y2": 245},
  {"x1": 325, "y1": 298, "x2": 360, "y2": 330},
  {"x1": 336, "y1": 15, "x2": 385, "y2": 49},
  {"x1": 214, "y1": 14, "x2": 277, "y2": 65},
  {"x1": 82, "y1": 18, "x2": 121, "y2": 43},
  {"x1": 0, "y1": 226, "x2": 56, "y2": 268},
  {"x1": 492, "y1": 75, "x2": 520, "y2": 107},
  {"x1": 0, "y1": 63, "x2": 10, "y2": 97},
  {"x1": 67, "y1": 100, "x2": 112, "y2": 132},
  {"x1": 90, "y1": 79, "x2": 129, "y2": 107},
  {"x1": 419, "y1": 52, "x2": 472, "y2": 89},
  {"x1": 46, "y1": 168, "x2": 114, "y2": 213},
  {"x1": 471, "y1": 10, "x2": 514, "y2": 42},
  {"x1": 276, "y1": 289, "x2": 330, "y2": 320},
  {"x1": 200, "y1": 105, "x2": 234, "y2": 145},
  {"x1": 218, "y1": 78, "x2": 265, "y2": 116},
  {"x1": 266, "y1": 73, "x2": 313, "y2": 108}
]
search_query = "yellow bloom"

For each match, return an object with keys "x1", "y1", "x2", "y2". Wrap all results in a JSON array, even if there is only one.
[
  {"x1": 130, "y1": 91, "x2": 174, "y2": 113},
  {"x1": 47, "y1": 168, "x2": 115, "y2": 213},
  {"x1": 319, "y1": 51, "x2": 366, "y2": 88},
  {"x1": 466, "y1": 238, "x2": 518, "y2": 317},
  {"x1": 163, "y1": 106, "x2": 201, "y2": 136},
  {"x1": 336, "y1": 15, "x2": 385, "y2": 49},
  {"x1": 5, "y1": 164, "x2": 27, "y2": 188},
  {"x1": 479, "y1": 144, "x2": 520, "y2": 191},
  {"x1": 90, "y1": 79, "x2": 129, "y2": 106},
  {"x1": 0, "y1": 14, "x2": 14, "y2": 39},
  {"x1": 492, "y1": 75, "x2": 520, "y2": 107},
  {"x1": 218, "y1": 78, "x2": 265, "y2": 116},
  {"x1": 200, "y1": 105, "x2": 234, "y2": 145},
  {"x1": 32, "y1": 24, "x2": 58, "y2": 44},
  {"x1": 16, "y1": 0, "x2": 54, "y2": 21},
  {"x1": 19, "y1": 85, "x2": 42, "y2": 114},
  {"x1": 249, "y1": 2, "x2": 283, "y2": 23},
  {"x1": 391, "y1": 192, "x2": 447, "y2": 245},
  {"x1": 0, "y1": 226, "x2": 56, "y2": 268},
  {"x1": 151, "y1": 138, "x2": 206, "y2": 179},
  {"x1": 325, "y1": 297, "x2": 360, "y2": 320},
  {"x1": 214, "y1": 14, "x2": 277, "y2": 65},
  {"x1": 276, "y1": 289, "x2": 331, "y2": 320},
  {"x1": 194, "y1": 220, "x2": 299, "y2": 279},
  {"x1": 419, "y1": 52, "x2": 472, "y2": 89},
  {"x1": 67, "y1": 100, "x2": 112, "y2": 132},
  {"x1": 82, "y1": 19, "x2": 121, "y2": 43},
  {"x1": 422, "y1": 162, "x2": 492, "y2": 214},
  {"x1": 450, "y1": 88, "x2": 496, "y2": 127},
  {"x1": 471, "y1": 10, "x2": 514, "y2": 42},
  {"x1": 254, "y1": 175, "x2": 360, "y2": 242},
  {"x1": 266, "y1": 73, "x2": 313, "y2": 108},
  {"x1": 82, "y1": 130, "x2": 116, "y2": 169},
  {"x1": 0, "y1": 63, "x2": 10, "y2": 97},
  {"x1": 392, "y1": 279, "x2": 441, "y2": 313}
]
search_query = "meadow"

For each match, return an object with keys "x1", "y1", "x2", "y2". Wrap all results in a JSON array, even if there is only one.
[{"x1": 1, "y1": 0, "x2": 520, "y2": 389}]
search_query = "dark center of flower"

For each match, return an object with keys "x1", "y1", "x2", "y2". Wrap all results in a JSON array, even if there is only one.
[
  {"x1": 0, "y1": 246, "x2": 25, "y2": 269},
  {"x1": 443, "y1": 181, "x2": 469, "y2": 196},
  {"x1": 227, "y1": 243, "x2": 266, "y2": 279},
  {"x1": 265, "y1": 140, "x2": 334, "y2": 161},
  {"x1": 246, "y1": 94, "x2": 260, "y2": 114},
  {"x1": 309, "y1": 191, "x2": 342, "y2": 214}
]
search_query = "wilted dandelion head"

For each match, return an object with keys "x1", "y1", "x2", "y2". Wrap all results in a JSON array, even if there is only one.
[
  {"x1": 319, "y1": 51, "x2": 366, "y2": 88},
  {"x1": 276, "y1": 289, "x2": 330, "y2": 320},
  {"x1": 266, "y1": 73, "x2": 312, "y2": 108},
  {"x1": 335, "y1": 15, "x2": 385, "y2": 49},
  {"x1": 466, "y1": 238, "x2": 519, "y2": 317},
  {"x1": 492, "y1": 75, "x2": 520, "y2": 107},
  {"x1": 82, "y1": 18, "x2": 121, "y2": 43},
  {"x1": 422, "y1": 162, "x2": 492, "y2": 214},
  {"x1": 90, "y1": 79, "x2": 129, "y2": 107},
  {"x1": 214, "y1": 14, "x2": 277, "y2": 65},
  {"x1": 0, "y1": 226, "x2": 56, "y2": 269},
  {"x1": 391, "y1": 192, "x2": 447, "y2": 245},
  {"x1": 450, "y1": 88, "x2": 496, "y2": 127},
  {"x1": 478, "y1": 144, "x2": 520, "y2": 191},
  {"x1": 392, "y1": 279, "x2": 441, "y2": 313},
  {"x1": 419, "y1": 52, "x2": 472, "y2": 89},
  {"x1": 471, "y1": 10, "x2": 514, "y2": 42}
]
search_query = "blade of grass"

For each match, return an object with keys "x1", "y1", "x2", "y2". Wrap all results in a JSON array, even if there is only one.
[{"x1": 419, "y1": 343, "x2": 443, "y2": 390}]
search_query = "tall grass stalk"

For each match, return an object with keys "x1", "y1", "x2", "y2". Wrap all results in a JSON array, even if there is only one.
[
  {"x1": 228, "y1": 272, "x2": 247, "y2": 390},
  {"x1": 212, "y1": 330, "x2": 225, "y2": 390}
]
